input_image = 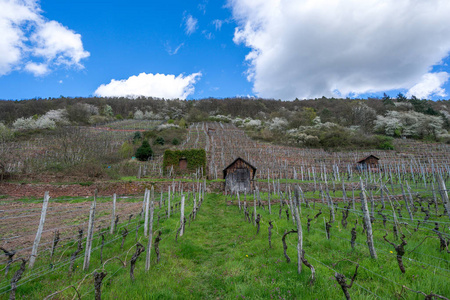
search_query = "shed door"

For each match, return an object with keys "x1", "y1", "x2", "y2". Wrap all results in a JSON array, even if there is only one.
[
  {"x1": 179, "y1": 159, "x2": 187, "y2": 170},
  {"x1": 236, "y1": 168, "x2": 250, "y2": 192}
]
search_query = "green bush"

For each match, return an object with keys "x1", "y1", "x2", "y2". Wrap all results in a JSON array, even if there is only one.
[
  {"x1": 119, "y1": 141, "x2": 134, "y2": 158},
  {"x1": 143, "y1": 130, "x2": 157, "y2": 139},
  {"x1": 374, "y1": 135, "x2": 394, "y2": 150},
  {"x1": 172, "y1": 137, "x2": 180, "y2": 145},
  {"x1": 154, "y1": 136, "x2": 165, "y2": 145},
  {"x1": 135, "y1": 140, "x2": 153, "y2": 161},
  {"x1": 163, "y1": 149, "x2": 206, "y2": 174},
  {"x1": 133, "y1": 132, "x2": 142, "y2": 144},
  {"x1": 115, "y1": 114, "x2": 123, "y2": 120}
]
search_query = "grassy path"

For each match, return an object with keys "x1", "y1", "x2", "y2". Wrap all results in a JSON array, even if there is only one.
[{"x1": 103, "y1": 193, "x2": 308, "y2": 299}]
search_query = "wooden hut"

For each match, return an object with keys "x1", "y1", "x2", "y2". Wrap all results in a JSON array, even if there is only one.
[
  {"x1": 223, "y1": 157, "x2": 256, "y2": 193},
  {"x1": 356, "y1": 155, "x2": 379, "y2": 170}
]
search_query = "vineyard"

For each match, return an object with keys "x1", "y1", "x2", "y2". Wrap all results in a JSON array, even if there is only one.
[{"x1": 1, "y1": 121, "x2": 450, "y2": 299}]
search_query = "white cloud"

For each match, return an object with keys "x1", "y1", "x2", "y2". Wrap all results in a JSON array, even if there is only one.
[
  {"x1": 165, "y1": 42, "x2": 184, "y2": 55},
  {"x1": 94, "y1": 72, "x2": 202, "y2": 99},
  {"x1": 184, "y1": 14, "x2": 198, "y2": 35},
  {"x1": 407, "y1": 72, "x2": 449, "y2": 99},
  {"x1": 0, "y1": 0, "x2": 89, "y2": 76},
  {"x1": 212, "y1": 19, "x2": 223, "y2": 31},
  {"x1": 30, "y1": 20, "x2": 89, "y2": 67},
  {"x1": 202, "y1": 30, "x2": 214, "y2": 40},
  {"x1": 24, "y1": 62, "x2": 49, "y2": 76},
  {"x1": 229, "y1": 0, "x2": 450, "y2": 100}
]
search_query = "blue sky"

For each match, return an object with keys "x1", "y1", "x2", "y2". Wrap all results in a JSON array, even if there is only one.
[{"x1": 1, "y1": 0, "x2": 450, "y2": 101}]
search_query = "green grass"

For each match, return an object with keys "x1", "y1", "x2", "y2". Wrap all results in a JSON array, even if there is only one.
[{"x1": 1, "y1": 192, "x2": 450, "y2": 299}]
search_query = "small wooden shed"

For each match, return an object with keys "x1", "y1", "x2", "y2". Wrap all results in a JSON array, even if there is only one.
[
  {"x1": 223, "y1": 157, "x2": 256, "y2": 193},
  {"x1": 357, "y1": 155, "x2": 379, "y2": 170}
]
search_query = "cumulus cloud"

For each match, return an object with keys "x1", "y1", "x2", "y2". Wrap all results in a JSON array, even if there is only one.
[
  {"x1": 184, "y1": 14, "x2": 198, "y2": 35},
  {"x1": 229, "y1": 0, "x2": 450, "y2": 100},
  {"x1": 94, "y1": 72, "x2": 202, "y2": 99},
  {"x1": 407, "y1": 72, "x2": 449, "y2": 99},
  {"x1": 25, "y1": 62, "x2": 49, "y2": 76},
  {"x1": 0, "y1": 0, "x2": 89, "y2": 76}
]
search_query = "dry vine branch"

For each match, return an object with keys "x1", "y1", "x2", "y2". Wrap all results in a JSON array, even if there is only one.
[
  {"x1": 349, "y1": 220, "x2": 358, "y2": 250},
  {"x1": 69, "y1": 228, "x2": 83, "y2": 274},
  {"x1": 268, "y1": 221, "x2": 273, "y2": 248},
  {"x1": 335, "y1": 264, "x2": 359, "y2": 300},
  {"x1": 94, "y1": 271, "x2": 107, "y2": 300},
  {"x1": 130, "y1": 243, "x2": 145, "y2": 281},
  {"x1": 383, "y1": 233, "x2": 407, "y2": 273},
  {"x1": 43, "y1": 285, "x2": 81, "y2": 300},
  {"x1": 256, "y1": 214, "x2": 261, "y2": 234},
  {"x1": 121, "y1": 228, "x2": 129, "y2": 250},
  {"x1": 301, "y1": 250, "x2": 315, "y2": 286},
  {"x1": 154, "y1": 231, "x2": 162, "y2": 264},
  {"x1": 401, "y1": 285, "x2": 450, "y2": 300},
  {"x1": 0, "y1": 247, "x2": 16, "y2": 276},
  {"x1": 50, "y1": 230, "x2": 60, "y2": 258},
  {"x1": 282, "y1": 229, "x2": 297, "y2": 263},
  {"x1": 9, "y1": 258, "x2": 27, "y2": 300}
]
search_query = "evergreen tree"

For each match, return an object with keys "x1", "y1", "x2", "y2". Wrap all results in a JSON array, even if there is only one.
[{"x1": 135, "y1": 140, "x2": 153, "y2": 161}]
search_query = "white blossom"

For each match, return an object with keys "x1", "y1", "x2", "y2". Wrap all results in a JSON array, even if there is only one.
[
  {"x1": 35, "y1": 116, "x2": 56, "y2": 129},
  {"x1": 375, "y1": 110, "x2": 445, "y2": 138},
  {"x1": 267, "y1": 117, "x2": 288, "y2": 131},
  {"x1": 134, "y1": 110, "x2": 144, "y2": 120}
]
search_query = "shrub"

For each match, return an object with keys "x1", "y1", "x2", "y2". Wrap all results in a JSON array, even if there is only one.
[
  {"x1": 0, "y1": 123, "x2": 14, "y2": 142},
  {"x1": 135, "y1": 140, "x2": 153, "y2": 161},
  {"x1": 115, "y1": 114, "x2": 123, "y2": 120},
  {"x1": 172, "y1": 137, "x2": 180, "y2": 145},
  {"x1": 374, "y1": 135, "x2": 394, "y2": 150},
  {"x1": 119, "y1": 141, "x2": 134, "y2": 158},
  {"x1": 143, "y1": 130, "x2": 157, "y2": 139},
  {"x1": 154, "y1": 136, "x2": 165, "y2": 145},
  {"x1": 134, "y1": 110, "x2": 144, "y2": 120},
  {"x1": 133, "y1": 132, "x2": 142, "y2": 144}
]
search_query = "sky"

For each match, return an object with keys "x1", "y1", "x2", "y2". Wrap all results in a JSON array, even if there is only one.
[{"x1": 1, "y1": 0, "x2": 450, "y2": 101}]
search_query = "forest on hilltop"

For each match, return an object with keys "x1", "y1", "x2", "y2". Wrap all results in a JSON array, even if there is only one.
[{"x1": 1, "y1": 95, "x2": 450, "y2": 149}]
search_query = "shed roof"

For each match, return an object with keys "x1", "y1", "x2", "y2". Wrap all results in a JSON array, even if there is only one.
[
  {"x1": 223, "y1": 157, "x2": 257, "y2": 179},
  {"x1": 357, "y1": 155, "x2": 380, "y2": 164}
]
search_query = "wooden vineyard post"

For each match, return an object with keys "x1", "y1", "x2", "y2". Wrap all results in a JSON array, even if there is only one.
[
  {"x1": 237, "y1": 192, "x2": 241, "y2": 212},
  {"x1": 83, "y1": 190, "x2": 97, "y2": 271},
  {"x1": 144, "y1": 189, "x2": 150, "y2": 236},
  {"x1": 29, "y1": 191, "x2": 50, "y2": 269},
  {"x1": 180, "y1": 194, "x2": 185, "y2": 236},
  {"x1": 360, "y1": 180, "x2": 377, "y2": 259},
  {"x1": 168, "y1": 186, "x2": 171, "y2": 218},
  {"x1": 400, "y1": 184, "x2": 414, "y2": 221},
  {"x1": 145, "y1": 192, "x2": 154, "y2": 271},
  {"x1": 110, "y1": 193, "x2": 116, "y2": 234},
  {"x1": 438, "y1": 176, "x2": 450, "y2": 221},
  {"x1": 288, "y1": 188, "x2": 296, "y2": 226},
  {"x1": 432, "y1": 182, "x2": 439, "y2": 214},
  {"x1": 293, "y1": 187, "x2": 303, "y2": 274},
  {"x1": 254, "y1": 195, "x2": 257, "y2": 226}
]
